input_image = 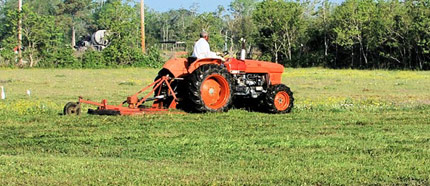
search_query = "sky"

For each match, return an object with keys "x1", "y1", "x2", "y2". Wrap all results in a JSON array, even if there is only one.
[
  {"x1": 141, "y1": 0, "x2": 344, "y2": 13},
  {"x1": 143, "y1": 0, "x2": 232, "y2": 13}
]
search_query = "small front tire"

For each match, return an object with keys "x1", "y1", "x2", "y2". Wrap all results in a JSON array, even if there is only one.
[{"x1": 262, "y1": 84, "x2": 294, "y2": 114}]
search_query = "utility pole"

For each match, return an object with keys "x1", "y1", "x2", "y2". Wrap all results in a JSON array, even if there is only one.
[
  {"x1": 18, "y1": 0, "x2": 23, "y2": 66},
  {"x1": 140, "y1": 0, "x2": 145, "y2": 53}
]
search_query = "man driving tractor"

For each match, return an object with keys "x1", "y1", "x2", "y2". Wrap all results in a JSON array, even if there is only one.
[{"x1": 191, "y1": 31, "x2": 224, "y2": 61}]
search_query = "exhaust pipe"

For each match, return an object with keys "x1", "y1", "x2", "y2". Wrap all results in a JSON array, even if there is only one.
[{"x1": 240, "y1": 38, "x2": 246, "y2": 60}]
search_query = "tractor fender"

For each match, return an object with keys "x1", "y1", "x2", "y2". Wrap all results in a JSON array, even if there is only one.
[
  {"x1": 162, "y1": 58, "x2": 223, "y2": 78},
  {"x1": 162, "y1": 58, "x2": 189, "y2": 78},
  {"x1": 187, "y1": 58, "x2": 223, "y2": 74}
]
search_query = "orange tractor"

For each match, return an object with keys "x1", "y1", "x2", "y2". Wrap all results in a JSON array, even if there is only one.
[{"x1": 64, "y1": 57, "x2": 294, "y2": 115}]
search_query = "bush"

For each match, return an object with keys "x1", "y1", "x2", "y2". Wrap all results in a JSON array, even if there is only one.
[
  {"x1": 79, "y1": 47, "x2": 163, "y2": 69},
  {"x1": 132, "y1": 47, "x2": 163, "y2": 68},
  {"x1": 39, "y1": 46, "x2": 79, "y2": 68},
  {"x1": 81, "y1": 50, "x2": 106, "y2": 68},
  {"x1": 0, "y1": 37, "x2": 19, "y2": 67}
]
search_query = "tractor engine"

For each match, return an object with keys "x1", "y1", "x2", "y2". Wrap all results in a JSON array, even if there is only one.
[{"x1": 233, "y1": 73, "x2": 267, "y2": 98}]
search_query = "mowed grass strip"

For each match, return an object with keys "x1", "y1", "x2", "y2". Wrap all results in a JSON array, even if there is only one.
[{"x1": 0, "y1": 68, "x2": 430, "y2": 185}]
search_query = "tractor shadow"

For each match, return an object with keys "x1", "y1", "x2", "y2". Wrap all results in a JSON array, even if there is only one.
[{"x1": 232, "y1": 99, "x2": 269, "y2": 114}]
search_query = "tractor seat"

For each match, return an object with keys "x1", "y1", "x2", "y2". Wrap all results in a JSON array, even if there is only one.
[{"x1": 187, "y1": 57, "x2": 197, "y2": 66}]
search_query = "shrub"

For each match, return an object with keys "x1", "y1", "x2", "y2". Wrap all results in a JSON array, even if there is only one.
[
  {"x1": 81, "y1": 50, "x2": 106, "y2": 68},
  {"x1": 39, "y1": 46, "x2": 79, "y2": 68},
  {"x1": 132, "y1": 47, "x2": 163, "y2": 68}
]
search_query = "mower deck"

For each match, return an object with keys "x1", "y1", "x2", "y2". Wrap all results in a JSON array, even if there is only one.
[{"x1": 63, "y1": 76, "x2": 179, "y2": 116}]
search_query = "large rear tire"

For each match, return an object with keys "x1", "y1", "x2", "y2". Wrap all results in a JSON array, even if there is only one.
[
  {"x1": 262, "y1": 84, "x2": 294, "y2": 114},
  {"x1": 185, "y1": 64, "x2": 234, "y2": 113}
]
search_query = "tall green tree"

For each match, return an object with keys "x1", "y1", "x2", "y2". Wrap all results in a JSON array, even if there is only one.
[
  {"x1": 304, "y1": 0, "x2": 335, "y2": 67},
  {"x1": 332, "y1": 0, "x2": 376, "y2": 68},
  {"x1": 253, "y1": 0, "x2": 306, "y2": 64},
  {"x1": 409, "y1": 0, "x2": 430, "y2": 69},
  {"x1": 187, "y1": 12, "x2": 224, "y2": 51},
  {"x1": 1, "y1": 4, "x2": 73, "y2": 67},
  {"x1": 226, "y1": 0, "x2": 258, "y2": 54},
  {"x1": 27, "y1": 0, "x2": 61, "y2": 15},
  {"x1": 94, "y1": 0, "x2": 142, "y2": 65},
  {"x1": 58, "y1": 0, "x2": 91, "y2": 47}
]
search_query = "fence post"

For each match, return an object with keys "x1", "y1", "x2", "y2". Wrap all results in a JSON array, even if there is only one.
[{"x1": 1, "y1": 86, "x2": 5, "y2": 100}]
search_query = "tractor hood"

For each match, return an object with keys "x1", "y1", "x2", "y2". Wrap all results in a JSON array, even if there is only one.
[
  {"x1": 243, "y1": 59, "x2": 284, "y2": 74},
  {"x1": 225, "y1": 58, "x2": 284, "y2": 74},
  {"x1": 225, "y1": 58, "x2": 285, "y2": 85}
]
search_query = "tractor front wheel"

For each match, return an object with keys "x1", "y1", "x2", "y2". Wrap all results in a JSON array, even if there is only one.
[
  {"x1": 185, "y1": 64, "x2": 233, "y2": 113},
  {"x1": 262, "y1": 84, "x2": 294, "y2": 114}
]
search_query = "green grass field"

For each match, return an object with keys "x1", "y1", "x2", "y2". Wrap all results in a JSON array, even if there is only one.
[{"x1": 1, "y1": 68, "x2": 429, "y2": 185}]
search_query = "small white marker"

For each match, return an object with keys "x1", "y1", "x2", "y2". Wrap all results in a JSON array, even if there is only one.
[
  {"x1": 27, "y1": 89, "x2": 31, "y2": 97},
  {"x1": 1, "y1": 86, "x2": 5, "y2": 100}
]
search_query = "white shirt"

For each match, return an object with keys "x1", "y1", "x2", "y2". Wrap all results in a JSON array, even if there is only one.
[{"x1": 191, "y1": 38, "x2": 222, "y2": 60}]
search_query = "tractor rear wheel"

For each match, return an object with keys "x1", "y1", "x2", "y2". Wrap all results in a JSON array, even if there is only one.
[
  {"x1": 262, "y1": 84, "x2": 294, "y2": 114},
  {"x1": 185, "y1": 64, "x2": 233, "y2": 113}
]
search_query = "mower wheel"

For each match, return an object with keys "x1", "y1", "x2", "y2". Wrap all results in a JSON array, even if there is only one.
[
  {"x1": 154, "y1": 69, "x2": 178, "y2": 108},
  {"x1": 262, "y1": 84, "x2": 294, "y2": 114},
  {"x1": 185, "y1": 64, "x2": 234, "y2": 113},
  {"x1": 63, "y1": 102, "x2": 81, "y2": 115}
]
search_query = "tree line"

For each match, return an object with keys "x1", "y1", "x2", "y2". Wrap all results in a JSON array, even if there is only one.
[{"x1": 0, "y1": 0, "x2": 429, "y2": 70}]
